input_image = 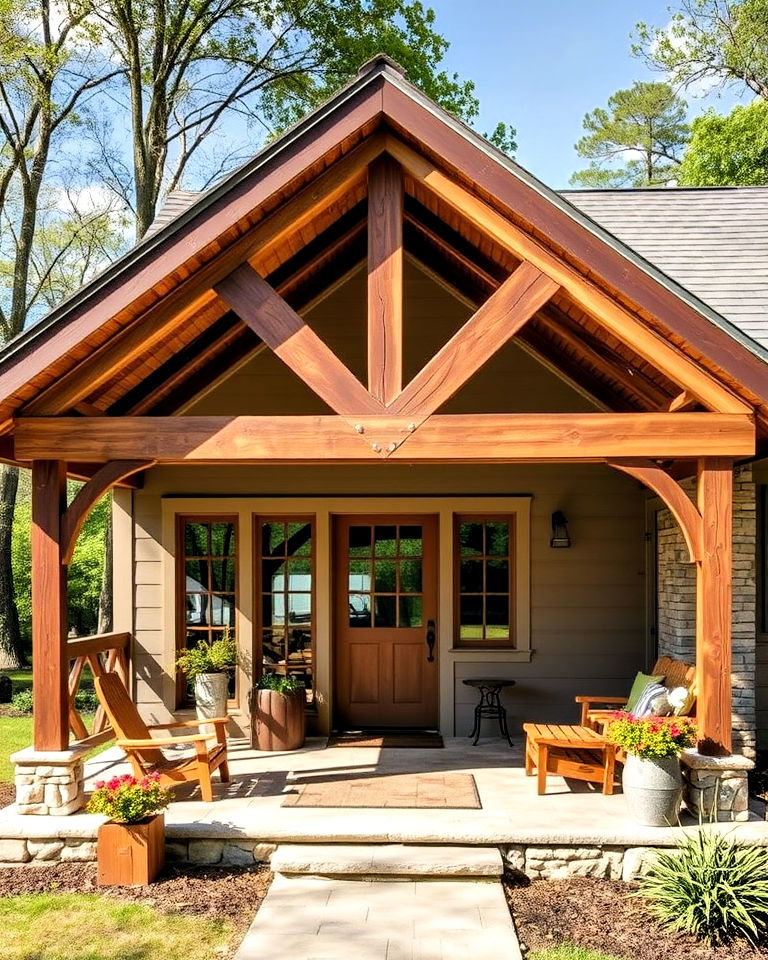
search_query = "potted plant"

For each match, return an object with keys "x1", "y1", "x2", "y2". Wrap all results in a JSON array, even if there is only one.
[
  {"x1": 88, "y1": 772, "x2": 172, "y2": 886},
  {"x1": 251, "y1": 673, "x2": 306, "y2": 751},
  {"x1": 607, "y1": 712, "x2": 697, "y2": 827},
  {"x1": 175, "y1": 632, "x2": 237, "y2": 724}
]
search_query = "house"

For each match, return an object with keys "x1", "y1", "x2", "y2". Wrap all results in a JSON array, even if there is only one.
[{"x1": 3, "y1": 56, "x2": 768, "y2": 817}]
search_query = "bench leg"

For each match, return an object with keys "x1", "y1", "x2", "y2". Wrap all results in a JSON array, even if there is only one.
[
  {"x1": 537, "y1": 744, "x2": 548, "y2": 796},
  {"x1": 524, "y1": 734, "x2": 534, "y2": 776},
  {"x1": 602, "y1": 745, "x2": 616, "y2": 796}
]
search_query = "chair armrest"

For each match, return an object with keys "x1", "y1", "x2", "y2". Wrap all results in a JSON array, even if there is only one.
[
  {"x1": 574, "y1": 696, "x2": 628, "y2": 706},
  {"x1": 117, "y1": 733, "x2": 211, "y2": 748},
  {"x1": 147, "y1": 717, "x2": 229, "y2": 731}
]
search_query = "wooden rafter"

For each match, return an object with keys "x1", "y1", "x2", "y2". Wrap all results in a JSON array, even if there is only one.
[
  {"x1": 215, "y1": 263, "x2": 384, "y2": 418},
  {"x1": 389, "y1": 262, "x2": 559, "y2": 422},
  {"x1": 384, "y1": 135, "x2": 752, "y2": 416},
  {"x1": 367, "y1": 155, "x2": 404, "y2": 404},
  {"x1": 14, "y1": 413, "x2": 755, "y2": 462}
]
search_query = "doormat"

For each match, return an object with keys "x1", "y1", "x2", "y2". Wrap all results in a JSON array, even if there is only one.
[
  {"x1": 327, "y1": 730, "x2": 444, "y2": 749},
  {"x1": 282, "y1": 772, "x2": 480, "y2": 809}
]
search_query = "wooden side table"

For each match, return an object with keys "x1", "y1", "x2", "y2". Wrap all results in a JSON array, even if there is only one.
[
  {"x1": 523, "y1": 722, "x2": 617, "y2": 795},
  {"x1": 462, "y1": 678, "x2": 515, "y2": 746}
]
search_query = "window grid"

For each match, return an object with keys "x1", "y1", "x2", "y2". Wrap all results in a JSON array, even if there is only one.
[
  {"x1": 454, "y1": 515, "x2": 515, "y2": 648},
  {"x1": 347, "y1": 524, "x2": 424, "y2": 629}
]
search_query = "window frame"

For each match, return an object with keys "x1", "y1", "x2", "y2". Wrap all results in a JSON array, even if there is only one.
[
  {"x1": 253, "y1": 513, "x2": 317, "y2": 707},
  {"x1": 175, "y1": 514, "x2": 239, "y2": 708},
  {"x1": 759, "y1": 484, "x2": 768, "y2": 636},
  {"x1": 452, "y1": 513, "x2": 517, "y2": 649}
]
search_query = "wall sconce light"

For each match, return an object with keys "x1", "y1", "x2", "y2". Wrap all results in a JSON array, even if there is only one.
[{"x1": 550, "y1": 510, "x2": 571, "y2": 548}]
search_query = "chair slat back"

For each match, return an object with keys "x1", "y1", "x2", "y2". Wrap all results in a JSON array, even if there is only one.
[
  {"x1": 94, "y1": 674, "x2": 164, "y2": 767},
  {"x1": 653, "y1": 656, "x2": 697, "y2": 702}
]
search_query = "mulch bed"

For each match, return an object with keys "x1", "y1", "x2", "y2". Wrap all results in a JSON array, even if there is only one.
[
  {"x1": 505, "y1": 876, "x2": 768, "y2": 959},
  {"x1": 0, "y1": 782, "x2": 14, "y2": 809},
  {"x1": 0, "y1": 861, "x2": 271, "y2": 952}
]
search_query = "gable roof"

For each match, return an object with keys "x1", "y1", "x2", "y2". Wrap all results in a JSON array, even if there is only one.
[{"x1": 0, "y1": 54, "x2": 766, "y2": 437}]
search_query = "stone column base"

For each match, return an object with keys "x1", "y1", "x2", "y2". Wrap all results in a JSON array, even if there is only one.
[
  {"x1": 681, "y1": 749, "x2": 754, "y2": 823},
  {"x1": 10, "y1": 746, "x2": 90, "y2": 816}
]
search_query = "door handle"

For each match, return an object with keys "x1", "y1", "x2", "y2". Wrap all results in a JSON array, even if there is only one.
[{"x1": 426, "y1": 619, "x2": 436, "y2": 662}]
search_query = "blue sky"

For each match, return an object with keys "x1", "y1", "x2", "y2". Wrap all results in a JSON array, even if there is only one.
[{"x1": 430, "y1": 0, "x2": 744, "y2": 188}]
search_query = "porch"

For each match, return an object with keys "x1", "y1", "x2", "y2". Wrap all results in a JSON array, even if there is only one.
[{"x1": 1, "y1": 737, "x2": 765, "y2": 875}]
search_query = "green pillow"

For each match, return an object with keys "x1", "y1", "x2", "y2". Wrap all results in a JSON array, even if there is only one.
[{"x1": 626, "y1": 671, "x2": 665, "y2": 713}]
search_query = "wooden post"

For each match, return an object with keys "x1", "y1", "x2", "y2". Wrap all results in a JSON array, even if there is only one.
[
  {"x1": 367, "y1": 155, "x2": 403, "y2": 405},
  {"x1": 31, "y1": 460, "x2": 68, "y2": 751},
  {"x1": 695, "y1": 457, "x2": 733, "y2": 755}
]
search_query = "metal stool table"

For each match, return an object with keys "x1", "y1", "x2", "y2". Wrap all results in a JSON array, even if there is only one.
[{"x1": 462, "y1": 678, "x2": 515, "y2": 746}]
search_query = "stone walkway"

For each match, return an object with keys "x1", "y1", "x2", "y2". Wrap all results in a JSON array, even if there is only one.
[{"x1": 234, "y1": 874, "x2": 522, "y2": 960}]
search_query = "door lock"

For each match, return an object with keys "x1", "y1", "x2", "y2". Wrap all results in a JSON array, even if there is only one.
[{"x1": 426, "y1": 619, "x2": 436, "y2": 662}]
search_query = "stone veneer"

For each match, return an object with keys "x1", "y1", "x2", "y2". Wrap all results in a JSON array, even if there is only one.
[
  {"x1": 10, "y1": 747, "x2": 88, "y2": 816},
  {"x1": 655, "y1": 464, "x2": 757, "y2": 756},
  {"x1": 681, "y1": 750, "x2": 754, "y2": 823}
]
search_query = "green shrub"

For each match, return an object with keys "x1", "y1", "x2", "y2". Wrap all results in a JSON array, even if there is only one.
[
  {"x1": 639, "y1": 828, "x2": 768, "y2": 944},
  {"x1": 10, "y1": 689, "x2": 33, "y2": 714},
  {"x1": 9, "y1": 688, "x2": 98, "y2": 716},
  {"x1": 175, "y1": 633, "x2": 237, "y2": 679},
  {"x1": 255, "y1": 672, "x2": 304, "y2": 695}
]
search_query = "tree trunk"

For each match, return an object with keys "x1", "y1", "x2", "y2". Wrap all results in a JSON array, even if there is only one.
[
  {"x1": 97, "y1": 508, "x2": 113, "y2": 634},
  {"x1": 0, "y1": 465, "x2": 24, "y2": 668}
]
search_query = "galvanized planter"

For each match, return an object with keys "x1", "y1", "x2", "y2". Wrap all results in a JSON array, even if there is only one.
[
  {"x1": 622, "y1": 753, "x2": 683, "y2": 827},
  {"x1": 194, "y1": 672, "x2": 229, "y2": 722}
]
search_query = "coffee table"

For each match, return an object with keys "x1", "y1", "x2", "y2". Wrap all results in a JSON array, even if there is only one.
[{"x1": 523, "y1": 722, "x2": 617, "y2": 796}]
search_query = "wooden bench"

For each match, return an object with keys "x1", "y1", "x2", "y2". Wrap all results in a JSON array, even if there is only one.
[{"x1": 523, "y1": 723, "x2": 617, "y2": 796}]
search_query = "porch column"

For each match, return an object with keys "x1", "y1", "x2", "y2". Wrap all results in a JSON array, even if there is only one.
[
  {"x1": 695, "y1": 457, "x2": 733, "y2": 756},
  {"x1": 31, "y1": 459, "x2": 68, "y2": 751}
]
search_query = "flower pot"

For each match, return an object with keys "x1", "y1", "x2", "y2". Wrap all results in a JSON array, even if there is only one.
[
  {"x1": 195, "y1": 672, "x2": 229, "y2": 723},
  {"x1": 97, "y1": 813, "x2": 165, "y2": 886},
  {"x1": 622, "y1": 754, "x2": 683, "y2": 827},
  {"x1": 251, "y1": 688, "x2": 305, "y2": 751}
]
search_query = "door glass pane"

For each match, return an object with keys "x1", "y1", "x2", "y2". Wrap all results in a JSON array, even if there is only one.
[
  {"x1": 264, "y1": 559, "x2": 286, "y2": 592},
  {"x1": 399, "y1": 560, "x2": 422, "y2": 593},
  {"x1": 399, "y1": 596, "x2": 423, "y2": 628},
  {"x1": 186, "y1": 594, "x2": 209, "y2": 626},
  {"x1": 262, "y1": 630, "x2": 285, "y2": 666},
  {"x1": 185, "y1": 560, "x2": 209, "y2": 591},
  {"x1": 349, "y1": 560, "x2": 371, "y2": 591},
  {"x1": 349, "y1": 593, "x2": 371, "y2": 627},
  {"x1": 184, "y1": 523, "x2": 209, "y2": 557},
  {"x1": 374, "y1": 595, "x2": 396, "y2": 627},
  {"x1": 288, "y1": 628, "x2": 313, "y2": 664},
  {"x1": 288, "y1": 522, "x2": 312, "y2": 555},
  {"x1": 349, "y1": 526, "x2": 372, "y2": 557},
  {"x1": 211, "y1": 557, "x2": 235, "y2": 592},
  {"x1": 262, "y1": 521, "x2": 286, "y2": 555},
  {"x1": 374, "y1": 560, "x2": 397, "y2": 592},
  {"x1": 399, "y1": 526, "x2": 423, "y2": 557},
  {"x1": 374, "y1": 525, "x2": 397, "y2": 557},
  {"x1": 212, "y1": 595, "x2": 235, "y2": 626},
  {"x1": 287, "y1": 557, "x2": 311, "y2": 589},
  {"x1": 288, "y1": 593, "x2": 311, "y2": 624},
  {"x1": 211, "y1": 522, "x2": 236, "y2": 556},
  {"x1": 459, "y1": 522, "x2": 483, "y2": 556},
  {"x1": 486, "y1": 559, "x2": 509, "y2": 593}
]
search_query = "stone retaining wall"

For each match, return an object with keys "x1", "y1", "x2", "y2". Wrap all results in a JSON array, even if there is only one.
[{"x1": 501, "y1": 844, "x2": 671, "y2": 881}]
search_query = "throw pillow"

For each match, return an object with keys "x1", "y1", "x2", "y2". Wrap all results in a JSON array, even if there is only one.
[
  {"x1": 667, "y1": 685, "x2": 695, "y2": 716},
  {"x1": 633, "y1": 682, "x2": 670, "y2": 718},
  {"x1": 625, "y1": 671, "x2": 665, "y2": 713},
  {"x1": 649, "y1": 691, "x2": 674, "y2": 717}
]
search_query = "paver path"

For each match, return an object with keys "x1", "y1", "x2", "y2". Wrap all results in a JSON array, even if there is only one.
[{"x1": 234, "y1": 874, "x2": 523, "y2": 960}]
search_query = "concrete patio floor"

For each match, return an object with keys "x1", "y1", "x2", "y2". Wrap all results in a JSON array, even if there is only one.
[{"x1": 3, "y1": 735, "x2": 762, "y2": 851}]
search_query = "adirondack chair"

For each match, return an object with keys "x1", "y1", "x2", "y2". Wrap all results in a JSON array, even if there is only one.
[
  {"x1": 94, "y1": 673, "x2": 230, "y2": 802},
  {"x1": 575, "y1": 656, "x2": 696, "y2": 731}
]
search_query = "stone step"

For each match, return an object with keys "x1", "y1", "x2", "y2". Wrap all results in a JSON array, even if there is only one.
[{"x1": 270, "y1": 843, "x2": 504, "y2": 878}]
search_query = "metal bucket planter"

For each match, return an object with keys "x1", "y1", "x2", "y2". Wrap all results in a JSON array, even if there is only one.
[
  {"x1": 251, "y1": 689, "x2": 305, "y2": 751},
  {"x1": 195, "y1": 672, "x2": 229, "y2": 723},
  {"x1": 622, "y1": 754, "x2": 683, "y2": 826}
]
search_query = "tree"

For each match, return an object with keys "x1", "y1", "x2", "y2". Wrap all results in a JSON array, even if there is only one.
[
  {"x1": 570, "y1": 81, "x2": 689, "y2": 187},
  {"x1": 85, "y1": 0, "x2": 489, "y2": 238},
  {"x1": 678, "y1": 99, "x2": 768, "y2": 184},
  {"x1": 636, "y1": 0, "x2": 768, "y2": 101},
  {"x1": 0, "y1": 1, "x2": 123, "y2": 666}
]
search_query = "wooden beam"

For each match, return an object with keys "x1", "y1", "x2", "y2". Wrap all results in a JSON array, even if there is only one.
[
  {"x1": 367, "y1": 155, "x2": 404, "y2": 404},
  {"x1": 390, "y1": 262, "x2": 558, "y2": 422},
  {"x1": 384, "y1": 136, "x2": 752, "y2": 416},
  {"x1": 61, "y1": 460, "x2": 154, "y2": 564},
  {"x1": 215, "y1": 263, "x2": 384, "y2": 417},
  {"x1": 606, "y1": 458, "x2": 703, "y2": 562},
  {"x1": 31, "y1": 460, "x2": 68, "y2": 751},
  {"x1": 668, "y1": 390, "x2": 698, "y2": 412},
  {"x1": 14, "y1": 413, "x2": 756, "y2": 462},
  {"x1": 696, "y1": 457, "x2": 733, "y2": 755}
]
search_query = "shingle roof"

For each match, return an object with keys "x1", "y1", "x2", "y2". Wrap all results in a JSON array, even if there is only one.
[
  {"x1": 563, "y1": 187, "x2": 768, "y2": 350},
  {"x1": 151, "y1": 184, "x2": 768, "y2": 352}
]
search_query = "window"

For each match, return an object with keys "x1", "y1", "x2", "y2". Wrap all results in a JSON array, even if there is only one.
[
  {"x1": 177, "y1": 517, "x2": 238, "y2": 703},
  {"x1": 256, "y1": 517, "x2": 315, "y2": 704},
  {"x1": 760, "y1": 485, "x2": 768, "y2": 635},
  {"x1": 346, "y1": 523, "x2": 425, "y2": 629},
  {"x1": 454, "y1": 515, "x2": 515, "y2": 647}
]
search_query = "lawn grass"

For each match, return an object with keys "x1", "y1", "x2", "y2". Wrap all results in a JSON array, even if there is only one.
[
  {"x1": 0, "y1": 892, "x2": 234, "y2": 960},
  {"x1": 530, "y1": 946, "x2": 625, "y2": 960},
  {"x1": 0, "y1": 714, "x2": 32, "y2": 782}
]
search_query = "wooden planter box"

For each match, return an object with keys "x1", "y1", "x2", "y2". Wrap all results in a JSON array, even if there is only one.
[
  {"x1": 252, "y1": 689, "x2": 306, "y2": 751},
  {"x1": 97, "y1": 814, "x2": 165, "y2": 887}
]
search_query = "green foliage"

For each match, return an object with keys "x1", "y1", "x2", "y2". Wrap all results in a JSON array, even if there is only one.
[
  {"x1": 530, "y1": 946, "x2": 624, "y2": 960},
  {"x1": 636, "y1": 1, "x2": 768, "y2": 102},
  {"x1": 255, "y1": 672, "x2": 305, "y2": 695},
  {"x1": 87, "y1": 772, "x2": 172, "y2": 822},
  {"x1": 9, "y1": 687, "x2": 97, "y2": 716},
  {"x1": 9, "y1": 688, "x2": 32, "y2": 714},
  {"x1": 606, "y1": 713, "x2": 697, "y2": 758},
  {"x1": 175, "y1": 633, "x2": 238, "y2": 679},
  {"x1": 0, "y1": 713, "x2": 32, "y2": 782},
  {"x1": 571, "y1": 82, "x2": 689, "y2": 187},
  {"x1": 11, "y1": 473, "x2": 109, "y2": 655},
  {"x1": 679, "y1": 99, "x2": 768, "y2": 184},
  {"x1": 485, "y1": 121, "x2": 518, "y2": 157},
  {"x1": 639, "y1": 829, "x2": 768, "y2": 944}
]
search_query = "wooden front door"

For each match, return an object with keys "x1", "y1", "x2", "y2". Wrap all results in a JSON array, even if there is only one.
[{"x1": 333, "y1": 515, "x2": 438, "y2": 728}]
